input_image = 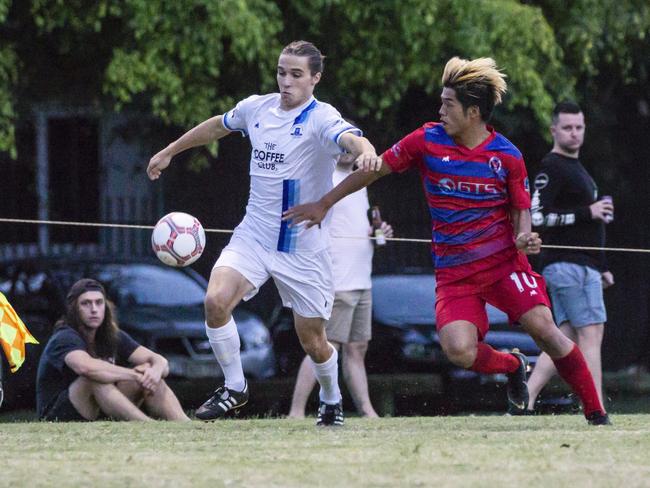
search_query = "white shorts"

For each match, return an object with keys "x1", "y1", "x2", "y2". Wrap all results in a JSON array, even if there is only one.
[{"x1": 214, "y1": 230, "x2": 334, "y2": 319}]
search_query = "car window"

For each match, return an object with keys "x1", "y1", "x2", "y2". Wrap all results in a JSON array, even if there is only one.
[
  {"x1": 372, "y1": 275, "x2": 436, "y2": 325},
  {"x1": 52, "y1": 264, "x2": 206, "y2": 307},
  {"x1": 97, "y1": 264, "x2": 206, "y2": 307},
  {"x1": 372, "y1": 274, "x2": 509, "y2": 326}
]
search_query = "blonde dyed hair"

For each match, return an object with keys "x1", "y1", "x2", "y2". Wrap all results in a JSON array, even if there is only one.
[{"x1": 441, "y1": 57, "x2": 507, "y2": 121}]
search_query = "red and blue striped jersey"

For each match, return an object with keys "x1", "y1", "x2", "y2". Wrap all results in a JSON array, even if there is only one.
[{"x1": 382, "y1": 122, "x2": 531, "y2": 288}]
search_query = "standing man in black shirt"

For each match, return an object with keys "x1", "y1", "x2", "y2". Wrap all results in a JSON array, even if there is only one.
[
  {"x1": 36, "y1": 279, "x2": 189, "y2": 421},
  {"x1": 526, "y1": 101, "x2": 614, "y2": 411}
]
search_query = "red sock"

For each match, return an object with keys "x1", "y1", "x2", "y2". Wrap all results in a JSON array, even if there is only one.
[
  {"x1": 552, "y1": 344, "x2": 604, "y2": 417},
  {"x1": 470, "y1": 342, "x2": 519, "y2": 374}
]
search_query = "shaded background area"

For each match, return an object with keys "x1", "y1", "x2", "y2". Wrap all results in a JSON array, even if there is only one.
[{"x1": 1, "y1": 0, "x2": 649, "y2": 375}]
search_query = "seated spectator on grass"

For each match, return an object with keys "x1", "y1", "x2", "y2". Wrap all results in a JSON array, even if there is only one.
[{"x1": 36, "y1": 278, "x2": 189, "y2": 421}]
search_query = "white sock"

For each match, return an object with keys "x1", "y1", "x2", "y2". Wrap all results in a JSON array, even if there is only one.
[
  {"x1": 205, "y1": 319, "x2": 246, "y2": 392},
  {"x1": 310, "y1": 345, "x2": 342, "y2": 404}
]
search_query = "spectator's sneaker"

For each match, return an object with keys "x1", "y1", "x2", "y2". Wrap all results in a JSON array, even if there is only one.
[
  {"x1": 586, "y1": 411, "x2": 612, "y2": 426},
  {"x1": 195, "y1": 382, "x2": 249, "y2": 420},
  {"x1": 507, "y1": 350, "x2": 530, "y2": 415},
  {"x1": 316, "y1": 401, "x2": 344, "y2": 427}
]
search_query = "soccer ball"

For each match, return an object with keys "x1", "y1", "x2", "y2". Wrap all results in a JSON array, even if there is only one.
[{"x1": 151, "y1": 212, "x2": 206, "y2": 267}]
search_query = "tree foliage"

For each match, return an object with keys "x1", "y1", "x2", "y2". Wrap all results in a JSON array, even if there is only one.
[
  {"x1": 536, "y1": 0, "x2": 650, "y2": 83},
  {"x1": 0, "y1": 0, "x2": 649, "y2": 156},
  {"x1": 0, "y1": 0, "x2": 17, "y2": 157}
]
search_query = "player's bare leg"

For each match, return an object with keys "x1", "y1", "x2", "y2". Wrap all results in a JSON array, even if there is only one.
[
  {"x1": 289, "y1": 340, "x2": 342, "y2": 418},
  {"x1": 439, "y1": 321, "x2": 528, "y2": 413},
  {"x1": 196, "y1": 266, "x2": 254, "y2": 420},
  {"x1": 438, "y1": 321, "x2": 479, "y2": 368},
  {"x1": 294, "y1": 314, "x2": 343, "y2": 426},
  {"x1": 518, "y1": 306, "x2": 573, "y2": 357},
  {"x1": 526, "y1": 323, "x2": 576, "y2": 410},
  {"x1": 289, "y1": 340, "x2": 343, "y2": 419},
  {"x1": 204, "y1": 266, "x2": 255, "y2": 328},
  {"x1": 519, "y1": 305, "x2": 608, "y2": 424}
]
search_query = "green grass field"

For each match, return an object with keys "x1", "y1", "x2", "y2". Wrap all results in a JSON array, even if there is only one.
[{"x1": 2, "y1": 414, "x2": 649, "y2": 487}]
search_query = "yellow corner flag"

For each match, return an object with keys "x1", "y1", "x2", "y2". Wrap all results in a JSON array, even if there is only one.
[{"x1": 0, "y1": 292, "x2": 39, "y2": 372}]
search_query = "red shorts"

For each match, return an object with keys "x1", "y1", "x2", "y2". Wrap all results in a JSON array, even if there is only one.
[{"x1": 435, "y1": 270, "x2": 551, "y2": 340}]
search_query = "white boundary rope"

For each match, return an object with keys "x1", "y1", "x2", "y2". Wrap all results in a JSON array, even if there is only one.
[{"x1": 1, "y1": 217, "x2": 649, "y2": 253}]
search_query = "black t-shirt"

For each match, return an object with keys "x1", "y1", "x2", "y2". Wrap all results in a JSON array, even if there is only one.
[
  {"x1": 531, "y1": 152, "x2": 607, "y2": 271},
  {"x1": 36, "y1": 325, "x2": 140, "y2": 418}
]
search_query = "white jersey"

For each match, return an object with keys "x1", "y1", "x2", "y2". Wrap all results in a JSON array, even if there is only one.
[
  {"x1": 329, "y1": 165, "x2": 373, "y2": 291},
  {"x1": 223, "y1": 94, "x2": 361, "y2": 253}
]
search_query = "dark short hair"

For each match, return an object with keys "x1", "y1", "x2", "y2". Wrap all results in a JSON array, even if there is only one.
[
  {"x1": 281, "y1": 40, "x2": 324, "y2": 75},
  {"x1": 552, "y1": 101, "x2": 582, "y2": 124}
]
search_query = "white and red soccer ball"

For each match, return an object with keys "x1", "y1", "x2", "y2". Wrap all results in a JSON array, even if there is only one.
[{"x1": 151, "y1": 212, "x2": 206, "y2": 267}]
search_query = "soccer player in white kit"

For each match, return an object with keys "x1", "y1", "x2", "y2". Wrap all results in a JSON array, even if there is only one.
[{"x1": 146, "y1": 41, "x2": 377, "y2": 425}]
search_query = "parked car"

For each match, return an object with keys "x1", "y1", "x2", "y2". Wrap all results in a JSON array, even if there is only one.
[
  {"x1": 367, "y1": 272, "x2": 540, "y2": 386},
  {"x1": 271, "y1": 271, "x2": 541, "y2": 384},
  {"x1": 0, "y1": 256, "x2": 275, "y2": 409}
]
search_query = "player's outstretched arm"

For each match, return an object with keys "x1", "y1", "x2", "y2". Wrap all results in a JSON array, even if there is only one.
[
  {"x1": 146, "y1": 115, "x2": 231, "y2": 181},
  {"x1": 339, "y1": 133, "x2": 382, "y2": 172},
  {"x1": 283, "y1": 162, "x2": 392, "y2": 228}
]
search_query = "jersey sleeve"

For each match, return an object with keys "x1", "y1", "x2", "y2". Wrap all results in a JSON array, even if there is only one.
[
  {"x1": 506, "y1": 155, "x2": 531, "y2": 209},
  {"x1": 47, "y1": 328, "x2": 87, "y2": 372},
  {"x1": 380, "y1": 127, "x2": 426, "y2": 173},
  {"x1": 531, "y1": 163, "x2": 592, "y2": 228},
  {"x1": 116, "y1": 330, "x2": 141, "y2": 366},
  {"x1": 315, "y1": 107, "x2": 362, "y2": 154},
  {"x1": 222, "y1": 95, "x2": 261, "y2": 136}
]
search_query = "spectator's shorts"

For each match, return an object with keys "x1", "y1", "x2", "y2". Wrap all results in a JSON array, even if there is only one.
[
  {"x1": 326, "y1": 289, "x2": 372, "y2": 343},
  {"x1": 215, "y1": 229, "x2": 334, "y2": 320},
  {"x1": 436, "y1": 270, "x2": 551, "y2": 340},
  {"x1": 41, "y1": 388, "x2": 86, "y2": 422},
  {"x1": 542, "y1": 262, "x2": 606, "y2": 327}
]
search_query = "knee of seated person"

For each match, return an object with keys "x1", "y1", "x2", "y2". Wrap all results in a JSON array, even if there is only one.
[
  {"x1": 116, "y1": 378, "x2": 146, "y2": 394},
  {"x1": 89, "y1": 381, "x2": 117, "y2": 394},
  {"x1": 149, "y1": 380, "x2": 171, "y2": 397}
]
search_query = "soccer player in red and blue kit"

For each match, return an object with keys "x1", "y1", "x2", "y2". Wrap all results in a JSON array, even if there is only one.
[{"x1": 284, "y1": 57, "x2": 610, "y2": 425}]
